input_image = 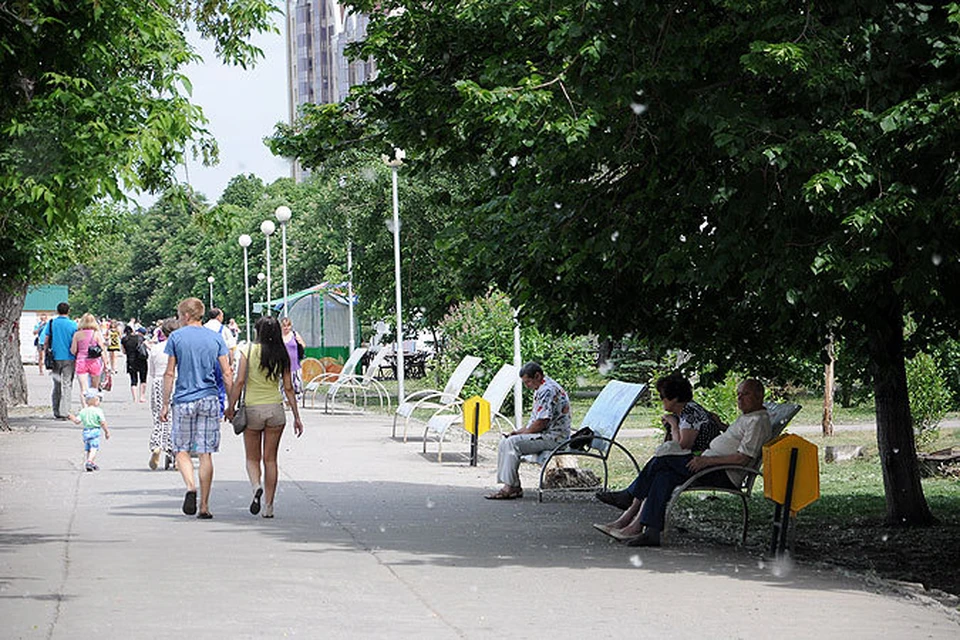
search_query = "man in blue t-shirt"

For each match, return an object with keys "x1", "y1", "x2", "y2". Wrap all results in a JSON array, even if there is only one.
[
  {"x1": 45, "y1": 302, "x2": 77, "y2": 419},
  {"x1": 160, "y1": 297, "x2": 233, "y2": 519}
]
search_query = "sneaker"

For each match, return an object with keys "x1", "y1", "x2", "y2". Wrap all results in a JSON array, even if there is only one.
[
  {"x1": 261, "y1": 504, "x2": 274, "y2": 519},
  {"x1": 85, "y1": 461, "x2": 95, "y2": 472},
  {"x1": 149, "y1": 448, "x2": 161, "y2": 470}
]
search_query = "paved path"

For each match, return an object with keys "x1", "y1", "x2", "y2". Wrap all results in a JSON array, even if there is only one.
[{"x1": 2, "y1": 371, "x2": 957, "y2": 639}]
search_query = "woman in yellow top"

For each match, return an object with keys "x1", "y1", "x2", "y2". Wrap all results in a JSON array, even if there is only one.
[{"x1": 225, "y1": 316, "x2": 304, "y2": 518}]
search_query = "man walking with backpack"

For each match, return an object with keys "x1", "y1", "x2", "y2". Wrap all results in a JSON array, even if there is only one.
[{"x1": 46, "y1": 302, "x2": 77, "y2": 420}]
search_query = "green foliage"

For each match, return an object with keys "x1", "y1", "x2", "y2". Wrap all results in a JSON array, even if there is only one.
[
  {"x1": 693, "y1": 369, "x2": 744, "y2": 425},
  {"x1": 906, "y1": 351, "x2": 952, "y2": 450},
  {"x1": 0, "y1": 0, "x2": 278, "y2": 289},
  {"x1": 438, "y1": 290, "x2": 592, "y2": 405},
  {"x1": 267, "y1": 0, "x2": 960, "y2": 523}
]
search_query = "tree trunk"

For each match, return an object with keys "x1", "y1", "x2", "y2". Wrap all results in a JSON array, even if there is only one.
[
  {"x1": 868, "y1": 290, "x2": 934, "y2": 526},
  {"x1": 822, "y1": 340, "x2": 835, "y2": 437},
  {"x1": 0, "y1": 282, "x2": 30, "y2": 431}
]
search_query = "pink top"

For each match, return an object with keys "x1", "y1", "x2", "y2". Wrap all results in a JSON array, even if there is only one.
[{"x1": 75, "y1": 330, "x2": 100, "y2": 362}]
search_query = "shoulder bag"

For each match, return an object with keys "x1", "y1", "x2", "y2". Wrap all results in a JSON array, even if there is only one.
[
  {"x1": 86, "y1": 331, "x2": 103, "y2": 359},
  {"x1": 231, "y1": 344, "x2": 252, "y2": 435},
  {"x1": 44, "y1": 320, "x2": 56, "y2": 370}
]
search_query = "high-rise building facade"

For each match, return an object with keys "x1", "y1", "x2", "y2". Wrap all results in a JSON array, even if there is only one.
[{"x1": 286, "y1": 1, "x2": 376, "y2": 179}]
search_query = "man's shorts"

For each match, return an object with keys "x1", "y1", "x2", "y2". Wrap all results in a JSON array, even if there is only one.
[
  {"x1": 244, "y1": 403, "x2": 286, "y2": 432},
  {"x1": 82, "y1": 429, "x2": 101, "y2": 451},
  {"x1": 171, "y1": 396, "x2": 221, "y2": 454}
]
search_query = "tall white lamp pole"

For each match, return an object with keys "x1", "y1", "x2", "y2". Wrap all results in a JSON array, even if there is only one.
[
  {"x1": 513, "y1": 307, "x2": 523, "y2": 430},
  {"x1": 382, "y1": 148, "x2": 406, "y2": 402},
  {"x1": 275, "y1": 205, "x2": 292, "y2": 317},
  {"x1": 339, "y1": 176, "x2": 356, "y2": 354},
  {"x1": 260, "y1": 220, "x2": 276, "y2": 315},
  {"x1": 207, "y1": 275, "x2": 215, "y2": 309},
  {"x1": 238, "y1": 234, "x2": 252, "y2": 343}
]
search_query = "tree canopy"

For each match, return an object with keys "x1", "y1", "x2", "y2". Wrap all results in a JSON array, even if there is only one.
[
  {"x1": 268, "y1": 1, "x2": 960, "y2": 524},
  {"x1": 0, "y1": 0, "x2": 278, "y2": 427}
]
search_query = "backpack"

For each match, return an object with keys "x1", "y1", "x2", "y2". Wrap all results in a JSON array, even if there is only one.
[{"x1": 136, "y1": 335, "x2": 150, "y2": 359}]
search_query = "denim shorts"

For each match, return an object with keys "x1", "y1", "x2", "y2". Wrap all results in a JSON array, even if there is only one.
[
  {"x1": 83, "y1": 429, "x2": 101, "y2": 451},
  {"x1": 171, "y1": 396, "x2": 221, "y2": 454}
]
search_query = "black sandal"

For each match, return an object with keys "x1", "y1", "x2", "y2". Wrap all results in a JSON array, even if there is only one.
[
  {"x1": 250, "y1": 487, "x2": 263, "y2": 515},
  {"x1": 182, "y1": 490, "x2": 197, "y2": 515}
]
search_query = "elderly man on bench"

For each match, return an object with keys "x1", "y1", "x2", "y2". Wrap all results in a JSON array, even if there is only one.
[{"x1": 593, "y1": 378, "x2": 771, "y2": 547}]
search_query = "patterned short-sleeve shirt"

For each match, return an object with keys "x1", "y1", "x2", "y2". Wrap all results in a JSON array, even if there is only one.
[
  {"x1": 679, "y1": 400, "x2": 722, "y2": 453},
  {"x1": 529, "y1": 376, "x2": 572, "y2": 439}
]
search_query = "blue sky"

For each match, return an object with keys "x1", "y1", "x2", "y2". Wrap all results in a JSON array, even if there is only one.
[{"x1": 129, "y1": 24, "x2": 292, "y2": 208}]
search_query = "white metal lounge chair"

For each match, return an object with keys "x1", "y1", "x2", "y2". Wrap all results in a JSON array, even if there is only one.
[
  {"x1": 302, "y1": 347, "x2": 367, "y2": 409},
  {"x1": 422, "y1": 363, "x2": 519, "y2": 462},
  {"x1": 322, "y1": 347, "x2": 392, "y2": 413},
  {"x1": 392, "y1": 355, "x2": 482, "y2": 441},
  {"x1": 663, "y1": 401, "x2": 802, "y2": 545},
  {"x1": 529, "y1": 380, "x2": 647, "y2": 502}
]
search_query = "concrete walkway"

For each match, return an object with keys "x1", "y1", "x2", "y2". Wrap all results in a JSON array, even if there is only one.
[{"x1": 2, "y1": 370, "x2": 957, "y2": 639}]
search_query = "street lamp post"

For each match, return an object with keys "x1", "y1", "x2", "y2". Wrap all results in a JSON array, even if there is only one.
[
  {"x1": 274, "y1": 205, "x2": 292, "y2": 317},
  {"x1": 238, "y1": 234, "x2": 253, "y2": 343},
  {"x1": 382, "y1": 148, "x2": 406, "y2": 402},
  {"x1": 260, "y1": 220, "x2": 276, "y2": 315},
  {"x1": 207, "y1": 275, "x2": 215, "y2": 309},
  {"x1": 339, "y1": 176, "x2": 355, "y2": 354}
]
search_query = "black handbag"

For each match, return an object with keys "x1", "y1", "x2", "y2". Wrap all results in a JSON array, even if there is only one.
[
  {"x1": 568, "y1": 426, "x2": 594, "y2": 451},
  {"x1": 44, "y1": 345, "x2": 56, "y2": 370},
  {"x1": 87, "y1": 342, "x2": 103, "y2": 359}
]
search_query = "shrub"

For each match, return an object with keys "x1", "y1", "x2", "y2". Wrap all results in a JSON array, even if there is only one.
[
  {"x1": 438, "y1": 290, "x2": 593, "y2": 407},
  {"x1": 693, "y1": 369, "x2": 743, "y2": 425},
  {"x1": 906, "y1": 351, "x2": 952, "y2": 450}
]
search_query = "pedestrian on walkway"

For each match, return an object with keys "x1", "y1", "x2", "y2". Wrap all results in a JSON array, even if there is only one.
[
  {"x1": 106, "y1": 319, "x2": 122, "y2": 374},
  {"x1": 280, "y1": 316, "x2": 306, "y2": 404},
  {"x1": 33, "y1": 313, "x2": 48, "y2": 375},
  {"x1": 68, "y1": 388, "x2": 111, "y2": 471},
  {"x1": 160, "y1": 298, "x2": 233, "y2": 519},
  {"x1": 203, "y1": 308, "x2": 236, "y2": 416},
  {"x1": 70, "y1": 312, "x2": 107, "y2": 398},
  {"x1": 226, "y1": 316, "x2": 304, "y2": 519},
  {"x1": 485, "y1": 362, "x2": 572, "y2": 500},
  {"x1": 46, "y1": 302, "x2": 77, "y2": 420},
  {"x1": 121, "y1": 325, "x2": 148, "y2": 402},
  {"x1": 147, "y1": 317, "x2": 179, "y2": 471}
]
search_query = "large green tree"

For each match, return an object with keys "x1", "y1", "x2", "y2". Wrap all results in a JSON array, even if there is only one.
[
  {"x1": 268, "y1": 1, "x2": 960, "y2": 525},
  {"x1": 0, "y1": 0, "x2": 278, "y2": 428}
]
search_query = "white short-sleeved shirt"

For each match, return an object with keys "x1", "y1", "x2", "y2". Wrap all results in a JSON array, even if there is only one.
[{"x1": 703, "y1": 409, "x2": 772, "y2": 485}]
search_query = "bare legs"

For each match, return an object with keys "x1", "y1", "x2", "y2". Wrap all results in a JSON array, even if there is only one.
[
  {"x1": 243, "y1": 426, "x2": 284, "y2": 515},
  {"x1": 175, "y1": 451, "x2": 214, "y2": 515},
  {"x1": 603, "y1": 498, "x2": 646, "y2": 536}
]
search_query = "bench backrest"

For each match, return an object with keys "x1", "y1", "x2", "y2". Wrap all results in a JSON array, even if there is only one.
[
  {"x1": 764, "y1": 402, "x2": 802, "y2": 442},
  {"x1": 482, "y1": 364, "x2": 519, "y2": 412},
  {"x1": 361, "y1": 348, "x2": 390, "y2": 383},
  {"x1": 579, "y1": 380, "x2": 647, "y2": 456},
  {"x1": 443, "y1": 355, "x2": 483, "y2": 398},
  {"x1": 340, "y1": 347, "x2": 367, "y2": 377}
]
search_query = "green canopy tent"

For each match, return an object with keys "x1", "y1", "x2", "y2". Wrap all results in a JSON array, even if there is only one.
[{"x1": 254, "y1": 283, "x2": 358, "y2": 361}]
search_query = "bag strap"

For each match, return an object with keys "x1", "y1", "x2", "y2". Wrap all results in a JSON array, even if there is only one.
[{"x1": 239, "y1": 343, "x2": 252, "y2": 404}]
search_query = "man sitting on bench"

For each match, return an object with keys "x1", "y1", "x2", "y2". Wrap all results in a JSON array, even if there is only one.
[{"x1": 593, "y1": 378, "x2": 771, "y2": 547}]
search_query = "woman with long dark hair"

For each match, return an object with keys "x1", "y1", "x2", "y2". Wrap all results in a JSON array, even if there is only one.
[{"x1": 225, "y1": 316, "x2": 304, "y2": 518}]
